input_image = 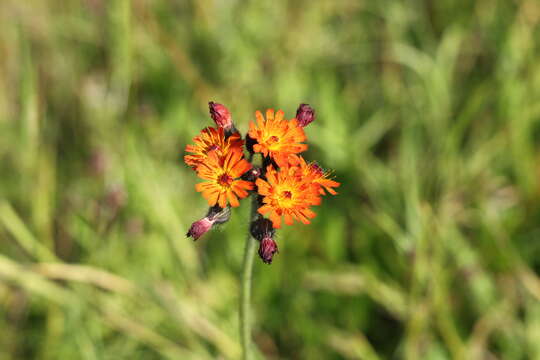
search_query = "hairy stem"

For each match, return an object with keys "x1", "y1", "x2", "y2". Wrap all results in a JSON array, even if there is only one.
[{"x1": 240, "y1": 192, "x2": 258, "y2": 360}]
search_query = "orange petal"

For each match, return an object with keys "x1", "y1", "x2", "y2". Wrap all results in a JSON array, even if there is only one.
[
  {"x1": 325, "y1": 188, "x2": 338, "y2": 195},
  {"x1": 195, "y1": 182, "x2": 209, "y2": 192},
  {"x1": 270, "y1": 212, "x2": 282, "y2": 228},
  {"x1": 258, "y1": 204, "x2": 272, "y2": 215},
  {"x1": 248, "y1": 122, "x2": 257, "y2": 138},
  {"x1": 196, "y1": 182, "x2": 214, "y2": 191},
  {"x1": 232, "y1": 185, "x2": 249, "y2": 199},
  {"x1": 218, "y1": 193, "x2": 227, "y2": 208},
  {"x1": 222, "y1": 151, "x2": 233, "y2": 171},
  {"x1": 205, "y1": 190, "x2": 220, "y2": 205},
  {"x1": 287, "y1": 154, "x2": 301, "y2": 165},
  {"x1": 284, "y1": 213, "x2": 294, "y2": 226},
  {"x1": 265, "y1": 167, "x2": 278, "y2": 185},
  {"x1": 235, "y1": 180, "x2": 254, "y2": 190},
  {"x1": 275, "y1": 109, "x2": 284, "y2": 122},
  {"x1": 303, "y1": 208, "x2": 317, "y2": 219},
  {"x1": 255, "y1": 111, "x2": 265, "y2": 129},
  {"x1": 231, "y1": 159, "x2": 251, "y2": 177},
  {"x1": 266, "y1": 109, "x2": 274, "y2": 122},
  {"x1": 255, "y1": 179, "x2": 270, "y2": 195},
  {"x1": 294, "y1": 211, "x2": 311, "y2": 225},
  {"x1": 227, "y1": 191, "x2": 240, "y2": 207}
]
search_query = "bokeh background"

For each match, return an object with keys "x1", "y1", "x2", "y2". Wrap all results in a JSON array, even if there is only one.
[{"x1": 1, "y1": 0, "x2": 540, "y2": 359}]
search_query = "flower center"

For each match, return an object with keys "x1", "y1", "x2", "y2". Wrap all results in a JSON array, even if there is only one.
[
  {"x1": 218, "y1": 173, "x2": 233, "y2": 187},
  {"x1": 208, "y1": 144, "x2": 221, "y2": 152},
  {"x1": 269, "y1": 135, "x2": 279, "y2": 144},
  {"x1": 275, "y1": 189, "x2": 295, "y2": 208}
]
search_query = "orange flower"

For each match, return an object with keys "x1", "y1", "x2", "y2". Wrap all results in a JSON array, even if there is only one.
[
  {"x1": 184, "y1": 127, "x2": 243, "y2": 170},
  {"x1": 195, "y1": 150, "x2": 254, "y2": 208},
  {"x1": 256, "y1": 165, "x2": 320, "y2": 228},
  {"x1": 296, "y1": 157, "x2": 340, "y2": 195},
  {"x1": 248, "y1": 109, "x2": 307, "y2": 167}
]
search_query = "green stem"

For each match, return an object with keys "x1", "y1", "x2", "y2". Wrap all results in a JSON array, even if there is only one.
[{"x1": 240, "y1": 194, "x2": 258, "y2": 360}]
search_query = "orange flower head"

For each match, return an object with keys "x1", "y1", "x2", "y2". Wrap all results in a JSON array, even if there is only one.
[
  {"x1": 184, "y1": 127, "x2": 243, "y2": 170},
  {"x1": 256, "y1": 165, "x2": 321, "y2": 228},
  {"x1": 297, "y1": 156, "x2": 340, "y2": 195},
  {"x1": 195, "y1": 150, "x2": 254, "y2": 208},
  {"x1": 248, "y1": 109, "x2": 307, "y2": 167}
]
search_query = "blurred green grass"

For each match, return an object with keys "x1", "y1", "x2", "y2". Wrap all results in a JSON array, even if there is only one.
[{"x1": 1, "y1": 0, "x2": 540, "y2": 359}]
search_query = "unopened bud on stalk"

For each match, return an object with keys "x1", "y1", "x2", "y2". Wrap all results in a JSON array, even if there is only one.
[
  {"x1": 258, "y1": 237, "x2": 278, "y2": 264},
  {"x1": 295, "y1": 103, "x2": 315, "y2": 127},
  {"x1": 186, "y1": 217, "x2": 213, "y2": 240},
  {"x1": 250, "y1": 217, "x2": 274, "y2": 240},
  {"x1": 241, "y1": 167, "x2": 262, "y2": 182},
  {"x1": 250, "y1": 217, "x2": 278, "y2": 264},
  {"x1": 209, "y1": 101, "x2": 236, "y2": 135},
  {"x1": 186, "y1": 205, "x2": 231, "y2": 240}
]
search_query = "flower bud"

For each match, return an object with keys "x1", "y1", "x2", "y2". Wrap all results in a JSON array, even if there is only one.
[
  {"x1": 250, "y1": 217, "x2": 278, "y2": 264},
  {"x1": 295, "y1": 103, "x2": 315, "y2": 127},
  {"x1": 250, "y1": 217, "x2": 275, "y2": 241},
  {"x1": 310, "y1": 163, "x2": 323, "y2": 175},
  {"x1": 241, "y1": 167, "x2": 261, "y2": 182},
  {"x1": 186, "y1": 217, "x2": 213, "y2": 241},
  {"x1": 209, "y1": 102, "x2": 235, "y2": 134},
  {"x1": 258, "y1": 236, "x2": 278, "y2": 264}
]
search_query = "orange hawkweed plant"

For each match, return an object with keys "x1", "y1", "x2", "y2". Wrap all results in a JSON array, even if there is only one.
[{"x1": 184, "y1": 101, "x2": 339, "y2": 359}]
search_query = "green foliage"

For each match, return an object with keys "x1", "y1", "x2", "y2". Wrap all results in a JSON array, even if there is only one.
[{"x1": 1, "y1": 0, "x2": 540, "y2": 358}]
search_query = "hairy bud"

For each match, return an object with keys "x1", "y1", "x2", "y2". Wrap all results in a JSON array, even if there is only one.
[
  {"x1": 241, "y1": 168, "x2": 262, "y2": 182},
  {"x1": 250, "y1": 217, "x2": 275, "y2": 241},
  {"x1": 186, "y1": 206, "x2": 231, "y2": 240},
  {"x1": 186, "y1": 217, "x2": 213, "y2": 241},
  {"x1": 209, "y1": 102, "x2": 235, "y2": 134},
  {"x1": 258, "y1": 236, "x2": 279, "y2": 264},
  {"x1": 295, "y1": 103, "x2": 315, "y2": 127},
  {"x1": 250, "y1": 217, "x2": 278, "y2": 264}
]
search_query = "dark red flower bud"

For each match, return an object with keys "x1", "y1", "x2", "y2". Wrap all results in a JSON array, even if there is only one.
[
  {"x1": 187, "y1": 206, "x2": 231, "y2": 241},
  {"x1": 209, "y1": 102, "x2": 233, "y2": 132},
  {"x1": 310, "y1": 163, "x2": 324, "y2": 176},
  {"x1": 258, "y1": 236, "x2": 278, "y2": 264},
  {"x1": 250, "y1": 217, "x2": 278, "y2": 264},
  {"x1": 295, "y1": 103, "x2": 315, "y2": 127},
  {"x1": 250, "y1": 217, "x2": 275, "y2": 241},
  {"x1": 186, "y1": 217, "x2": 213, "y2": 240},
  {"x1": 241, "y1": 167, "x2": 262, "y2": 182}
]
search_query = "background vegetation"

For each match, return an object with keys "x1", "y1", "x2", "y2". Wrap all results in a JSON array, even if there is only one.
[{"x1": 1, "y1": 0, "x2": 540, "y2": 359}]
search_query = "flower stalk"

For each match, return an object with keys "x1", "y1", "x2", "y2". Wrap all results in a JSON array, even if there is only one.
[{"x1": 240, "y1": 189, "x2": 259, "y2": 360}]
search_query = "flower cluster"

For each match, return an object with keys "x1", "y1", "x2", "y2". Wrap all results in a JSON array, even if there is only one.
[{"x1": 185, "y1": 102, "x2": 339, "y2": 264}]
